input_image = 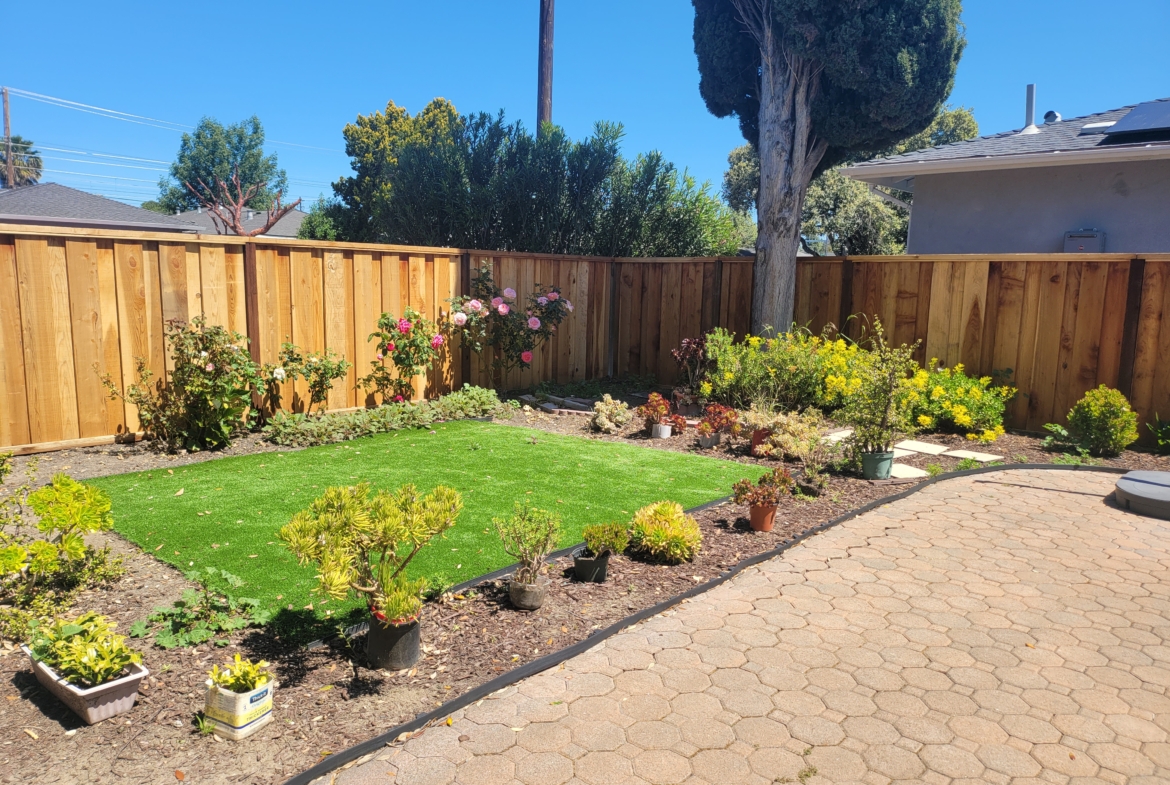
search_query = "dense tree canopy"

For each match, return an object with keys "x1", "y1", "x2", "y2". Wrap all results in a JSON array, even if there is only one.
[
  {"x1": 154, "y1": 117, "x2": 288, "y2": 214},
  {"x1": 0, "y1": 135, "x2": 43, "y2": 188},
  {"x1": 693, "y1": 0, "x2": 964, "y2": 331},
  {"x1": 324, "y1": 99, "x2": 741, "y2": 257}
]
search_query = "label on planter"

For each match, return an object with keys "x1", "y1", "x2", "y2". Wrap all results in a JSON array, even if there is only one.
[{"x1": 205, "y1": 683, "x2": 273, "y2": 730}]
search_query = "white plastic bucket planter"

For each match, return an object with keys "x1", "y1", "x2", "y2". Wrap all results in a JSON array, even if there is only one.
[
  {"x1": 203, "y1": 679, "x2": 276, "y2": 741},
  {"x1": 22, "y1": 645, "x2": 148, "y2": 725}
]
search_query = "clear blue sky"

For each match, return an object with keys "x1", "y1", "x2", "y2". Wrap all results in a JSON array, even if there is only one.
[{"x1": 4, "y1": 1, "x2": 1168, "y2": 207}]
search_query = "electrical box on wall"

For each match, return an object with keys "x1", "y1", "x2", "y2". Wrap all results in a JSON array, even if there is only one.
[{"x1": 1064, "y1": 229, "x2": 1106, "y2": 252}]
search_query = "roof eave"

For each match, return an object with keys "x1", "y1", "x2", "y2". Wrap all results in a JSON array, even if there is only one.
[
  {"x1": 841, "y1": 144, "x2": 1170, "y2": 185},
  {"x1": 0, "y1": 213, "x2": 200, "y2": 232}
]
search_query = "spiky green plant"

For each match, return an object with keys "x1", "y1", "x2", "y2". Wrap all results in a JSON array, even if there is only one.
[{"x1": 629, "y1": 501, "x2": 701, "y2": 564}]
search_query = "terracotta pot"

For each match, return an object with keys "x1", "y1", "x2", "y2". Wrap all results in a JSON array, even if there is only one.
[
  {"x1": 366, "y1": 615, "x2": 421, "y2": 670},
  {"x1": 750, "y1": 428, "x2": 772, "y2": 456},
  {"x1": 749, "y1": 504, "x2": 778, "y2": 532}
]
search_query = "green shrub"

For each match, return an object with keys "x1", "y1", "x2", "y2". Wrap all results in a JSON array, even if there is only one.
[
  {"x1": 129, "y1": 567, "x2": 271, "y2": 649},
  {"x1": 1149, "y1": 414, "x2": 1170, "y2": 455},
  {"x1": 582, "y1": 523, "x2": 629, "y2": 557},
  {"x1": 629, "y1": 501, "x2": 701, "y2": 564},
  {"x1": 209, "y1": 654, "x2": 272, "y2": 693},
  {"x1": 837, "y1": 319, "x2": 919, "y2": 454},
  {"x1": 279, "y1": 483, "x2": 462, "y2": 625},
  {"x1": 1047, "y1": 386, "x2": 1138, "y2": 457},
  {"x1": 264, "y1": 342, "x2": 351, "y2": 415},
  {"x1": 591, "y1": 395, "x2": 633, "y2": 434},
  {"x1": 102, "y1": 316, "x2": 262, "y2": 451},
  {"x1": 28, "y1": 612, "x2": 141, "y2": 688},
  {"x1": 907, "y1": 362, "x2": 1013, "y2": 442},
  {"x1": 494, "y1": 504, "x2": 562, "y2": 585},
  {"x1": 430, "y1": 384, "x2": 508, "y2": 420},
  {"x1": 755, "y1": 410, "x2": 824, "y2": 460},
  {"x1": 360, "y1": 307, "x2": 442, "y2": 403}
]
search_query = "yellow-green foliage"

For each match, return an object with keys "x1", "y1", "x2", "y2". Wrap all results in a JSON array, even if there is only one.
[
  {"x1": 3, "y1": 474, "x2": 113, "y2": 581},
  {"x1": 1067, "y1": 386, "x2": 1139, "y2": 456},
  {"x1": 836, "y1": 320, "x2": 920, "y2": 453},
  {"x1": 582, "y1": 523, "x2": 629, "y2": 557},
  {"x1": 494, "y1": 504, "x2": 562, "y2": 585},
  {"x1": 209, "y1": 654, "x2": 271, "y2": 693},
  {"x1": 28, "y1": 612, "x2": 141, "y2": 688},
  {"x1": 756, "y1": 410, "x2": 825, "y2": 460},
  {"x1": 591, "y1": 394, "x2": 633, "y2": 434},
  {"x1": 907, "y1": 362, "x2": 1013, "y2": 442},
  {"x1": 278, "y1": 483, "x2": 461, "y2": 623},
  {"x1": 630, "y1": 502, "x2": 701, "y2": 564}
]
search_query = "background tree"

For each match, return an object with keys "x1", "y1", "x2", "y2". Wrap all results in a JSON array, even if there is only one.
[
  {"x1": 693, "y1": 0, "x2": 964, "y2": 332},
  {"x1": 330, "y1": 98, "x2": 740, "y2": 257},
  {"x1": 297, "y1": 197, "x2": 339, "y2": 241},
  {"x1": 0, "y1": 135, "x2": 43, "y2": 188},
  {"x1": 156, "y1": 116, "x2": 289, "y2": 214}
]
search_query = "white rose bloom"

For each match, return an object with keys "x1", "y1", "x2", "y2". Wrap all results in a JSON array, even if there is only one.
[{"x1": 273, "y1": 367, "x2": 286, "y2": 380}]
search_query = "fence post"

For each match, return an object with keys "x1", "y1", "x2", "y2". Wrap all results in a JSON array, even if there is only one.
[
  {"x1": 459, "y1": 251, "x2": 471, "y2": 385},
  {"x1": 243, "y1": 241, "x2": 261, "y2": 366},
  {"x1": 838, "y1": 257, "x2": 854, "y2": 337},
  {"x1": 1117, "y1": 257, "x2": 1146, "y2": 399}
]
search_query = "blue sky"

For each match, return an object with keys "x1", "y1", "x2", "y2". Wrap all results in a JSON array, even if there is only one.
[{"x1": 5, "y1": 1, "x2": 1168, "y2": 207}]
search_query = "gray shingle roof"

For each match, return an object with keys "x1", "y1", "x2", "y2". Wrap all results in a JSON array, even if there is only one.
[
  {"x1": 850, "y1": 99, "x2": 1170, "y2": 171},
  {"x1": 0, "y1": 183, "x2": 200, "y2": 231},
  {"x1": 175, "y1": 207, "x2": 307, "y2": 237}
]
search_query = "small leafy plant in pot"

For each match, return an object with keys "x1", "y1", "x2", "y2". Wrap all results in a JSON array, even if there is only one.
[
  {"x1": 495, "y1": 504, "x2": 562, "y2": 610},
  {"x1": 838, "y1": 319, "x2": 920, "y2": 479},
  {"x1": 696, "y1": 403, "x2": 738, "y2": 449},
  {"x1": 671, "y1": 336, "x2": 709, "y2": 416},
  {"x1": 573, "y1": 523, "x2": 629, "y2": 583},
  {"x1": 732, "y1": 467, "x2": 795, "y2": 532},
  {"x1": 203, "y1": 654, "x2": 275, "y2": 741},
  {"x1": 23, "y1": 612, "x2": 147, "y2": 725},
  {"x1": 279, "y1": 482, "x2": 462, "y2": 670},
  {"x1": 637, "y1": 392, "x2": 685, "y2": 439}
]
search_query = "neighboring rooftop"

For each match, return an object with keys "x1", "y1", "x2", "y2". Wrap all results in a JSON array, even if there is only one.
[
  {"x1": 845, "y1": 98, "x2": 1170, "y2": 190},
  {"x1": 175, "y1": 206, "x2": 307, "y2": 238},
  {"x1": 0, "y1": 183, "x2": 201, "y2": 232}
]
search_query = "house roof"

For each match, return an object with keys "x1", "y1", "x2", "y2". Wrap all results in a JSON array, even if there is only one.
[
  {"x1": 843, "y1": 99, "x2": 1170, "y2": 190},
  {"x1": 0, "y1": 183, "x2": 201, "y2": 231},
  {"x1": 175, "y1": 206, "x2": 307, "y2": 237}
]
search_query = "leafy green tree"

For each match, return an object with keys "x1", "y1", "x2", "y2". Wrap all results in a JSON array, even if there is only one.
[
  {"x1": 157, "y1": 116, "x2": 288, "y2": 214},
  {"x1": 297, "y1": 197, "x2": 339, "y2": 241},
  {"x1": 693, "y1": 0, "x2": 964, "y2": 332},
  {"x1": 722, "y1": 144, "x2": 759, "y2": 214},
  {"x1": 0, "y1": 135, "x2": 43, "y2": 188},
  {"x1": 330, "y1": 98, "x2": 739, "y2": 256}
]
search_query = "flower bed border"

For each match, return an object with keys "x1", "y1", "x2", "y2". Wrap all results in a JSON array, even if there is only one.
[{"x1": 284, "y1": 464, "x2": 1127, "y2": 785}]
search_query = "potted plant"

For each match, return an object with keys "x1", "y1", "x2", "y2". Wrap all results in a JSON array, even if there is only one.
[
  {"x1": 494, "y1": 503, "x2": 561, "y2": 610},
  {"x1": 732, "y1": 467, "x2": 795, "y2": 532},
  {"x1": 838, "y1": 319, "x2": 920, "y2": 479},
  {"x1": 671, "y1": 337, "x2": 709, "y2": 416},
  {"x1": 696, "y1": 403, "x2": 738, "y2": 449},
  {"x1": 23, "y1": 612, "x2": 147, "y2": 725},
  {"x1": 573, "y1": 523, "x2": 629, "y2": 583},
  {"x1": 637, "y1": 392, "x2": 686, "y2": 439},
  {"x1": 279, "y1": 482, "x2": 462, "y2": 670},
  {"x1": 739, "y1": 406, "x2": 778, "y2": 456},
  {"x1": 203, "y1": 654, "x2": 275, "y2": 741}
]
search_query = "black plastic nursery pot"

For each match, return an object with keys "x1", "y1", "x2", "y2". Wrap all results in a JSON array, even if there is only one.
[
  {"x1": 366, "y1": 615, "x2": 421, "y2": 670},
  {"x1": 572, "y1": 547, "x2": 610, "y2": 583}
]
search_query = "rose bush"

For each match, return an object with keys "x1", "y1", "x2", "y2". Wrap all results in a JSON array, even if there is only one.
[{"x1": 360, "y1": 307, "x2": 442, "y2": 402}]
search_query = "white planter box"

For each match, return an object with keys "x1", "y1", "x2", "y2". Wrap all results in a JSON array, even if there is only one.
[
  {"x1": 204, "y1": 679, "x2": 276, "y2": 741},
  {"x1": 650, "y1": 424, "x2": 672, "y2": 439},
  {"x1": 22, "y1": 645, "x2": 148, "y2": 725}
]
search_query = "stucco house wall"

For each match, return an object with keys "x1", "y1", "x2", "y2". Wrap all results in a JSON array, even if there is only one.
[{"x1": 907, "y1": 159, "x2": 1170, "y2": 254}]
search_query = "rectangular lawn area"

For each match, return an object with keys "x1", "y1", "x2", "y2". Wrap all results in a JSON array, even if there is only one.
[{"x1": 91, "y1": 421, "x2": 762, "y2": 637}]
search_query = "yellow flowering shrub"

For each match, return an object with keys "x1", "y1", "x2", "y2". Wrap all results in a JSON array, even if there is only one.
[{"x1": 907, "y1": 361, "x2": 1014, "y2": 441}]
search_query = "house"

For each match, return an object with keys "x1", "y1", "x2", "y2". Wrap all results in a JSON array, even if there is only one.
[
  {"x1": 0, "y1": 183, "x2": 200, "y2": 233},
  {"x1": 842, "y1": 90, "x2": 1170, "y2": 254},
  {"x1": 174, "y1": 206, "x2": 308, "y2": 238}
]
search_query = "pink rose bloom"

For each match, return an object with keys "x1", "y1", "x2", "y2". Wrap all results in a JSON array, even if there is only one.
[
  {"x1": 205, "y1": 363, "x2": 214, "y2": 372},
  {"x1": 431, "y1": 334, "x2": 445, "y2": 348},
  {"x1": 565, "y1": 300, "x2": 574, "y2": 312},
  {"x1": 393, "y1": 395, "x2": 404, "y2": 403},
  {"x1": 452, "y1": 311, "x2": 468, "y2": 326},
  {"x1": 397, "y1": 318, "x2": 412, "y2": 334},
  {"x1": 497, "y1": 303, "x2": 510, "y2": 315},
  {"x1": 503, "y1": 287, "x2": 516, "y2": 298},
  {"x1": 547, "y1": 291, "x2": 559, "y2": 301},
  {"x1": 386, "y1": 342, "x2": 396, "y2": 353},
  {"x1": 528, "y1": 316, "x2": 541, "y2": 330},
  {"x1": 537, "y1": 296, "x2": 549, "y2": 306},
  {"x1": 491, "y1": 297, "x2": 503, "y2": 307},
  {"x1": 521, "y1": 350, "x2": 533, "y2": 364},
  {"x1": 376, "y1": 352, "x2": 384, "y2": 360},
  {"x1": 468, "y1": 299, "x2": 483, "y2": 312},
  {"x1": 551, "y1": 325, "x2": 557, "y2": 332}
]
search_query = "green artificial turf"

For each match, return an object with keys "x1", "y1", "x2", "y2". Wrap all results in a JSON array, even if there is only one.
[{"x1": 92, "y1": 421, "x2": 763, "y2": 640}]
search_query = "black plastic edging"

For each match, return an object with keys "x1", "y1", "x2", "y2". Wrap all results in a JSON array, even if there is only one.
[{"x1": 283, "y1": 464, "x2": 1126, "y2": 785}]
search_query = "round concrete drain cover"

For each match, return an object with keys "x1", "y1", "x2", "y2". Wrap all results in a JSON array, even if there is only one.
[{"x1": 1115, "y1": 471, "x2": 1170, "y2": 519}]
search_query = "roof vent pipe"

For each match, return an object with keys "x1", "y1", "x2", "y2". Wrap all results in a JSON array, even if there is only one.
[{"x1": 1021, "y1": 84, "x2": 1040, "y2": 134}]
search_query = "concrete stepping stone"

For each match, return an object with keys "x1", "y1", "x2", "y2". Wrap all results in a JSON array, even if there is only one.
[
  {"x1": 892, "y1": 448, "x2": 915, "y2": 458},
  {"x1": 823, "y1": 429, "x2": 853, "y2": 443},
  {"x1": 893, "y1": 439, "x2": 949, "y2": 455},
  {"x1": 890, "y1": 463, "x2": 929, "y2": 479},
  {"x1": 941, "y1": 449, "x2": 1003, "y2": 462}
]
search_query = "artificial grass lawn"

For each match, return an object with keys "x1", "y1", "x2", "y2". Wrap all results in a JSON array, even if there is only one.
[{"x1": 92, "y1": 421, "x2": 763, "y2": 639}]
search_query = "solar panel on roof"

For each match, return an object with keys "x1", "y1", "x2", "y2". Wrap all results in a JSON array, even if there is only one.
[{"x1": 1104, "y1": 101, "x2": 1170, "y2": 135}]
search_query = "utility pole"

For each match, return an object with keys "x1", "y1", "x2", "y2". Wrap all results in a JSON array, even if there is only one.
[
  {"x1": 537, "y1": 0, "x2": 554, "y2": 130},
  {"x1": 3, "y1": 87, "x2": 13, "y2": 190}
]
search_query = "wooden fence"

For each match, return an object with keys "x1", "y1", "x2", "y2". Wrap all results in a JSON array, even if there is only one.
[
  {"x1": 793, "y1": 254, "x2": 1170, "y2": 436},
  {"x1": 0, "y1": 224, "x2": 753, "y2": 453}
]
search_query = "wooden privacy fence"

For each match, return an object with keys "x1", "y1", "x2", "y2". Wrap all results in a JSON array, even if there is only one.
[
  {"x1": 0, "y1": 224, "x2": 753, "y2": 453},
  {"x1": 792, "y1": 253, "x2": 1170, "y2": 436}
]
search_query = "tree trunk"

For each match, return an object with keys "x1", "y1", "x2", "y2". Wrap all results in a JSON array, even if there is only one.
[{"x1": 752, "y1": 25, "x2": 828, "y2": 335}]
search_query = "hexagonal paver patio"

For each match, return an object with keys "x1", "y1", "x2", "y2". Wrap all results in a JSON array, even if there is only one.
[{"x1": 326, "y1": 469, "x2": 1170, "y2": 785}]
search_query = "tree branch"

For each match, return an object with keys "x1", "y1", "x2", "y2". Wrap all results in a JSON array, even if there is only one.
[{"x1": 183, "y1": 167, "x2": 302, "y2": 236}]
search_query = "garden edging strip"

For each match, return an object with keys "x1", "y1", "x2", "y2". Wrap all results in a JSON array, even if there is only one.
[{"x1": 283, "y1": 463, "x2": 1125, "y2": 785}]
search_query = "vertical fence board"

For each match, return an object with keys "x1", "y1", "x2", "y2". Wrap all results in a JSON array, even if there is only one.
[
  {"x1": 0, "y1": 237, "x2": 31, "y2": 446},
  {"x1": 199, "y1": 244, "x2": 228, "y2": 327},
  {"x1": 1130, "y1": 263, "x2": 1165, "y2": 420},
  {"x1": 1095, "y1": 261, "x2": 1131, "y2": 391},
  {"x1": 64, "y1": 240, "x2": 110, "y2": 438},
  {"x1": 658, "y1": 263, "x2": 683, "y2": 383},
  {"x1": 323, "y1": 250, "x2": 350, "y2": 410},
  {"x1": 1066, "y1": 262, "x2": 1110, "y2": 407},
  {"x1": 225, "y1": 246, "x2": 247, "y2": 336},
  {"x1": 351, "y1": 252, "x2": 380, "y2": 406},
  {"x1": 1051, "y1": 262, "x2": 1084, "y2": 420}
]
